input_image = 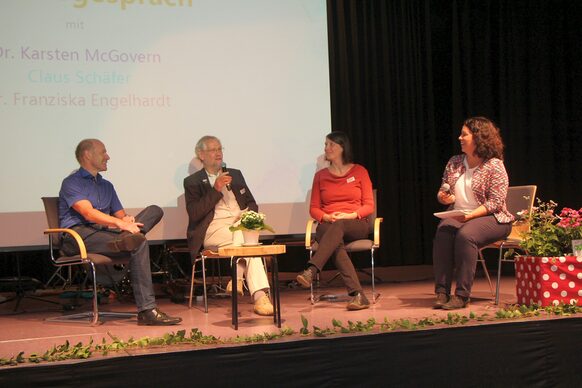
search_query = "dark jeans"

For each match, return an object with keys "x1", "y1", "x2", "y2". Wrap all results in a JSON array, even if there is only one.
[
  {"x1": 433, "y1": 215, "x2": 511, "y2": 298},
  {"x1": 308, "y1": 219, "x2": 369, "y2": 295},
  {"x1": 61, "y1": 205, "x2": 163, "y2": 312}
]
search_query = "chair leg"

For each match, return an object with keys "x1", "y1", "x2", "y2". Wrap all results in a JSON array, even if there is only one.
[
  {"x1": 201, "y1": 256, "x2": 208, "y2": 313},
  {"x1": 87, "y1": 262, "x2": 98, "y2": 325},
  {"x1": 309, "y1": 278, "x2": 315, "y2": 305},
  {"x1": 371, "y1": 248, "x2": 377, "y2": 303},
  {"x1": 45, "y1": 262, "x2": 135, "y2": 326},
  {"x1": 189, "y1": 261, "x2": 196, "y2": 309},
  {"x1": 309, "y1": 250, "x2": 316, "y2": 304},
  {"x1": 495, "y1": 247, "x2": 504, "y2": 305},
  {"x1": 478, "y1": 251, "x2": 495, "y2": 297},
  {"x1": 189, "y1": 257, "x2": 209, "y2": 313}
]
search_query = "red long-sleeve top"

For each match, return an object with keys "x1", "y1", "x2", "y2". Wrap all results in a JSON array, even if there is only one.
[{"x1": 310, "y1": 164, "x2": 374, "y2": 222}]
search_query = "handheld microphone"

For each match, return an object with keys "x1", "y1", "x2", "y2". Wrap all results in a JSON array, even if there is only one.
[
  {"x1": 441, "y1": 183, "x2": 451, "y2": 194},
  {"x1": 221, "y1": 162, "x2": 231, "y2": 191}
]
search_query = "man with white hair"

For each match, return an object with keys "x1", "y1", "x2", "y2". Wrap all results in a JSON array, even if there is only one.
[{"x1": 184, "y1": 135, "x2": 273, "y2": 316}]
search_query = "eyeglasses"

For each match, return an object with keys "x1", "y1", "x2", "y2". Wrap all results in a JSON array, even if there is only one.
[{"x1": 204, "y1": 147, "x2": 224, "y2": 153}]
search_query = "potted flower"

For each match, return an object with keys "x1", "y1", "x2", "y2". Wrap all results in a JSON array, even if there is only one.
[
  {"x1": 229, "y1": 210, "x2": 275, "y2": 245},
  {"x1": 519, "y1": 200, "x2": 582, "y2": 256},
  {"x1": 514, "y1": 199, "x2": 582, "y2": 307}
]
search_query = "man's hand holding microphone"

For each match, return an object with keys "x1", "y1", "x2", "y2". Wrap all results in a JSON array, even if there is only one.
[{"x1": 214, "y1": 162, "x2": 233, "y2": 192}]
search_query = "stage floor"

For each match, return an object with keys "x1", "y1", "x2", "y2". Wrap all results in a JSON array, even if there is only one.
[{"x1": 0, "y1": 266, "x2": 568, "y2": 362}]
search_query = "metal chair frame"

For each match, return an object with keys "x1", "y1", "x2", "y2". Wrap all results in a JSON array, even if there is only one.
[
  {"x1": 188, "y1": 247, "x2": 229, "y2": 312},
  {"x1": 477, "y1": 185, "x2": 537, "y2": 305},
  {"x1": 188, "y1": 247, "x2": 271, "y2": 312},
  {"x1": 305, "y1": 190, "x2": 383, "y2": 304},
  {"x1": 42, "y1": 197, "x2": 135, "y2": 325}
]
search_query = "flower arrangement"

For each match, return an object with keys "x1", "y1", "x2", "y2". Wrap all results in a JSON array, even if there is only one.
[
  {"x1": 519, "y1": 199, "x2": 582, "y2": 256},
  {"x1": 229, "y1": 210, "x2": 275, "y2": 233}
]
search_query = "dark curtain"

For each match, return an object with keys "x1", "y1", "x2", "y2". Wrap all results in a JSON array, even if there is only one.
[
  {"x1": 327, "y1": 0, "x2": 582, "y2": 266},
  {"x1": 450, "y1": 0, "x2": 582, "y2": 204},
  {"x1": 327, "y1": 0, "x2": 440, "y2": 266}
]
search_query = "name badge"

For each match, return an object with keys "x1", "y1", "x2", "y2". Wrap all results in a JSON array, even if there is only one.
[
  {"x1": 347, "y1": 176, "x2": 355, "y2": 183},
  {"x1": 240, "y1": 188, "x2": 246, "y2": 194}
]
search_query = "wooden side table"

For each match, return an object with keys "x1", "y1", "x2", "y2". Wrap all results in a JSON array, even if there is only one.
[{"x1": 218, "y1": 244, "x2": 286, "y2": 330}]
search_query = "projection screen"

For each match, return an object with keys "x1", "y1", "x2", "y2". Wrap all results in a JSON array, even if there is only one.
[{"x1": 0, "y1": 0, "x2": 330, "y2": 249}]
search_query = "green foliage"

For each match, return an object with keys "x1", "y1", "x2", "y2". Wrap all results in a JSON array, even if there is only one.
[
  {"x1": 300, "y1": 314, "x2": 309, "y2": 335},
  {"x1": 519, "y1": 199, "x2": 582, "y2": 256},
  {"x1": 312, "y1": 326, "x2": 335, "y2": 337},
  {"x1": 495, "y1": 302, "x2": 580, "y2": 319},
  {"x1": 228, "y1": 210, "x2": 275, "y2": 233}
]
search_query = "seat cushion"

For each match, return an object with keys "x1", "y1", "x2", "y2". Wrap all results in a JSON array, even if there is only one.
[
  {"x1": 485, "y1": 238, "x2": 522, "y2": 249},
  {"x1": 55, "y1": 253, "x2": 129, "y2": 266},
  {"x1": 310, "y1": 239, "x2": 373, "y2": 253},
  {"x1": 344, "y1": 240, "x2": 374, "y2": 251},
  {"x1": 200, "y1": 246, "x2": 229, "y2": 259}
]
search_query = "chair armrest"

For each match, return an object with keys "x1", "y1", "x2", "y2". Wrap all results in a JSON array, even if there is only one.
[
  {"x1": 44, "y1": 228, "x2": 87, "y2": 259},
  {"x1": 200, "y1": 248, "x2": 221, "y2": 258},
  {"x1": 373, "y1": 217, "x2": 383, "y2": 247},
  {"x1": 305, "y1": 219, "x2": 317, "y2": 249}
]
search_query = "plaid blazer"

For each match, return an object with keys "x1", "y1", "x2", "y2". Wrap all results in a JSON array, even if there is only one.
[{"x1": 441, "y1": 154, "x2": 514, "y2": 223}]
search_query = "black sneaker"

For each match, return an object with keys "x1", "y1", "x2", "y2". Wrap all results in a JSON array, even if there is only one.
[
  {"x1": 433, "y1": 293, "x2": 450, "y2": 309},
  {"x1": 346, "y1": 292, "x2": 370, "y2": 311},
  {"x1": 441, "y1": 295, "x2": 469, "y2": 310}
]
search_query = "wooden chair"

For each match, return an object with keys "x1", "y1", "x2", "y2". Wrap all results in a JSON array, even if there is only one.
[
  {"x1": 477, "y1": 185, "x2": 537, "y2": 305},
  {"x1": 41, "y1": 197, "x2": 135, "y2": 325},
  {"x1": 305, "y1": 190, "x2": 383, "y2": 304}
]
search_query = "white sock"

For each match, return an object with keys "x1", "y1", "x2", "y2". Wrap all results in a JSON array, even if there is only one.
[{"x1": 253, "y1": 289, "x2": 267, "y2": 302}]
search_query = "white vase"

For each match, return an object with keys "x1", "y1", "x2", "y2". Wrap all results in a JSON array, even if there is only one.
[{"x1": 242, "y1": 230, "x2": 260, "y2": 245}]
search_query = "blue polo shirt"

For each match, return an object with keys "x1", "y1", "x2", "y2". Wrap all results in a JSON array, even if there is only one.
[{"x1": 58, "y1": 167, "x2": 124, "y2": 228}]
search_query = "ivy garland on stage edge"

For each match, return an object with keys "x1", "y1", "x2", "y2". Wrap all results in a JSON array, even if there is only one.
[{"x1": 0, "y1": 303, "x2": 579, "y2": 367}]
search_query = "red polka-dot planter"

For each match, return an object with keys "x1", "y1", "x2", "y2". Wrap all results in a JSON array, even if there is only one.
[{"x1": 515, "y1": 256, "x2": 582, "y2": 307}]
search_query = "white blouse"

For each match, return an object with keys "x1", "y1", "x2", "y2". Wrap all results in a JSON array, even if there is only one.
[{"x1": 453, "y1": 156, "x2": 480, "y2": 212}]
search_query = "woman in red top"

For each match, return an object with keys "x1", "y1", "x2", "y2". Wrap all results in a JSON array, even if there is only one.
[
  {"x1": 296, "y1": 131, "x2": 374, "y2": 310},
  {"x1": 433, "y1": 117, "x2": 513, "y2": 310}
]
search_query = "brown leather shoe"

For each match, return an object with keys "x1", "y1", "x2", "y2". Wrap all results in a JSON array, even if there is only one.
[
  {"x1": 441, "y1": 295, "x2": 469, "y2": 310},
  {"x1": 433, "y1": 293, "x2": 450, "y2": 309},
  {"x1": 137, "y1": 308, "x2": 182, "y2": 326},
  {"x1": 107, "y1": 232, "x2": 146, "y2": 252},
  {"x1": 346, "y1": 292, "x2": 370, "y2": 311},
  {"x1": 296, "y1": 268, "x2": 314, "y2": 288}
]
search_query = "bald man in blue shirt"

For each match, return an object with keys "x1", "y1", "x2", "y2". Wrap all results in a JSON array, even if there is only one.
[{"x1": 59, "y1": 138, "x2": 181, "y2": 326}]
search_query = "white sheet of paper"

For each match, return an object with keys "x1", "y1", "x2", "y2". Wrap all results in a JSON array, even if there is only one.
[{"x1": 433, "y1": 210, "x2": 469, "y2": 219}]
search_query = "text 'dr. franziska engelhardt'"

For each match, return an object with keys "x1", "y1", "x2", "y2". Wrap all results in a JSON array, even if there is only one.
[{"x1": 12, "y1": 93, "x2": 171, "y2": 110}]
